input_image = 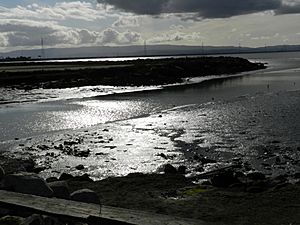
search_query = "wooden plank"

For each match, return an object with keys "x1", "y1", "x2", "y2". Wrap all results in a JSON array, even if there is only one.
[{"x1": 0, "y1": 190, "x2": 203, "y2": 225}]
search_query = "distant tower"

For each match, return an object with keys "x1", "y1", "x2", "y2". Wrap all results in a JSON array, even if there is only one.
[
  {"x1": 144, "y1": 40, "x2": 148, "y2": 56},
  {"x1": 41, "y1": 37, "x2": 45, "y2": 59},
  {"x1": 201, "y1": 41, "x2": 204, "y2": 55},
  {"x1": 238, "y1": 42, "x2": 241, "y2": 54},
  {"x1": 264, "y1": 44, "x2": 268, "y2": 53}
]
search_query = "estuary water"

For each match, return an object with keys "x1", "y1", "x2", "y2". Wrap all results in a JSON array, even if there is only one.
[
  {"x1": 0, "y1": 52, "x2": 300, "y2": 142},
  {"x1": 0, "y1": 51, "x2": 300, "y2": 179}
]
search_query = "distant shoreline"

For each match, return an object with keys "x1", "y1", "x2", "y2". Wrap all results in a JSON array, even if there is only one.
[
  {"x1": 1, "y1": 50, "x2": 300, "y2": 63},
  {"x1": 0, "y1": 56, "x2": 265, "y2": 89}
]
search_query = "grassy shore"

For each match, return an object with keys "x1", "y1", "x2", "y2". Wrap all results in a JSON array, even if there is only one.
[{"x1": 0, "y1": 56, "x2": 265, "y2": 89}]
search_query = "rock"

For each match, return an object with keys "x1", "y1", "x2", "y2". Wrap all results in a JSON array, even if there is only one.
[
  {"x1": 178, "y1": 165, "x2": 187, "y2": 174},
  {"x1": 42, "y1": 216, "x2": 63, "y2": 225},
  {"x1": 195, "y1": 166, "x2": 204, "y2": 172},
  {"x1": 163, "y1": 164, "x2": 177, "y2": 174},
  {"x1": 0, "y1": 207, "x2": 10, "y2": 217},
  {"x1": 157, "y1": 153, "x2": 168, "y2": 160},
  {"x1": 0, "y1": 216, "x2": 24, "y2": 225},
  {"x1": 33, "y1": 167, "x2": 46, "y2": 174},
  {"x1": 59, "y1": 173, "x2": 74, "y2": 181},
  {"x1": 22, "y1": 214, "x2": 44, "y2": 225},
  {"x1": 48, "y1": 181, "x2": 70, "y2": 199},
  {"x1": 72, "y1": 174, "x2": 93, "y2": 182},
  {"x1": 64, "y1": 140, "x2": 78, "y2": 146},
  {"x1": 71, "y1": 189, "x2": 100, "y2": 205},
  {"x1": 193, "y1": 155, "x2": 216, "y2": 164},
  {"x1": 22, "y1": 158, "x2": 35, "y2": 172},
  {"x1": 75, "y1": 165, "x2": 85, "y2": 170},
  {"x1": 200, "y1": 157, "x2": 217, "y2": 165},
  {"x1": 247, "y1": 172, "x2": 266, "y2": 181},
  {"x1": 74, "y1": 150, "x2": 90, "y2": 157},
  {"x1": 210, "y1": 170, "x2": 240, "y2": 188},
  {"x1": 4, "y1": 173, "x2": 53, "y2": 197},
  {"x1": 0, "y1": 166, "x2": 5, "y2": 181}
]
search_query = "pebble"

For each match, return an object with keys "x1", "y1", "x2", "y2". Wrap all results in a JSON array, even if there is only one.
[{"x1": 75, "y1": 165, "x2": 85, "y2": 170}]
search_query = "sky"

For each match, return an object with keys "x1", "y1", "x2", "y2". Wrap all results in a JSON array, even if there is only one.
[{"x1": 0, "y1": 0, "x2": 300, "y2": 52}]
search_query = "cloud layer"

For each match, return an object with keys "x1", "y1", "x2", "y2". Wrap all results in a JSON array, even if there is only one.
[{"x1": 97, "y1": 0, "x2": 300, "y2": 18}]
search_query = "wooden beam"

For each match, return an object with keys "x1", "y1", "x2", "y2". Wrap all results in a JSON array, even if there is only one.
[{"x1": 0, "y1": 190, "x2": 203, "y2": 225}]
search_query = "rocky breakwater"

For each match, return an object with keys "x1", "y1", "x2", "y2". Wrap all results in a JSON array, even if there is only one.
[
  {"x1": 0, "y1": 57, "x2": 266, "y2": 89},
  {"x1": 0, "y1": 165, "x2": 101, "y2": 225}
]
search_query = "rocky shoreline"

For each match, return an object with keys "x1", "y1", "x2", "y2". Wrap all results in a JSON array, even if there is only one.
[
  {"x1": 0, "y1": 57, "x2": 265, "y2": 89},
  {"x1": 0, "y1": 157, "x2": 300, "y2": 225}
]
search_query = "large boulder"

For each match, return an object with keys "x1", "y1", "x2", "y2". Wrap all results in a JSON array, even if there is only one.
[
  {"x1": 0, "y1": 216, "x2": 24, "y2": 225},
  {"x1": 48, "y1": 181, "x2": 70, "y2": 199},
  {"x1": 3, "y1": 173, "x2": 53, "y2": 197},
  {"x1": 70, "y1": 189, "x2": 100, "y2": 205}
]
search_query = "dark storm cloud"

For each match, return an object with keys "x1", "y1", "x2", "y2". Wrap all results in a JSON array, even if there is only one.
[{"x1": 97, "y1": 0, "x2": 300, "y2": 18}]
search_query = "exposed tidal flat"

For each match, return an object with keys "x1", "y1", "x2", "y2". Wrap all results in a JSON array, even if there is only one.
[{"x1": 1, "y1": 53, "x2": 300, "y2": 224}]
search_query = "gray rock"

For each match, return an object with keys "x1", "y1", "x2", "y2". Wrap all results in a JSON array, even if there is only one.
[
  {"x1": 0, "y1": 166, "x2": 5, "y2": 181},
  {"x1": 59, "y1": 173, "x2": 74, "y2": 181},
  {"x1": 71, "y1": 189, "x2": 100, "y2": 205},
  {"x1": 43, "y1": 216, "x2": 65, "y2": 225},
  {"x1": 22, "y1": 214, "x2": 44, "y2": 225},
  {"x1": 48, "y1": 181, "x2": 70, "y2": 199},
  {"x1": 163, "y1": 164, "x2": 177, "y2": 174},
  {"x1": 4, "y1": 173, "x2": 53, "y2": 197},
  {"x1": 75, "y1": 164, "x2": 84, "y2": 170},
  {"x1": 72, "y1": 174, "x2": 93, "y2": 182},
  {"x1": 0, "y1": 215, "x2": 24, "y2": 225}
]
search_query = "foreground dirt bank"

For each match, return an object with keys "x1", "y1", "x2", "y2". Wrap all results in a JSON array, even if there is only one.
[
  {"x1": 1, "y1": 155, "x2": 299, "y2": 225},
  {"x1": 64, "y1": 169, "x2": 300, "y2": 225}
]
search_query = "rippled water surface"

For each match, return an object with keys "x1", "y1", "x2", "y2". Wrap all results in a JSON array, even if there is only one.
[{"x1": 1, "y1": 52, "x2": 300, "y2": 141}]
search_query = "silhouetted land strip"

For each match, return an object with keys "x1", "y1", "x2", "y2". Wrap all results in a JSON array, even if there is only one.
[{"x1": 0, "y1": 57, "x2": 265, "y2": 89}]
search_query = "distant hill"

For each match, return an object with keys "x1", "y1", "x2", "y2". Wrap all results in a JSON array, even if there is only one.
[{"x1": 1, "y1": 44, "x2": 300, "y2": 60}]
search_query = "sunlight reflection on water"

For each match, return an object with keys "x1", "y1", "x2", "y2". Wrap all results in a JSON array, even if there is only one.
[{"x1": 42, "y1": 100, "x2": 153, "y2": 131}]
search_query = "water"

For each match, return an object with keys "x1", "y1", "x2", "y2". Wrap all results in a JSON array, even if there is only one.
[
  {"x1": 0, "y1": 52, "x2": 299, "y2": 142},
  {"x1": 1, "y1": 51, "x2": 300, "y2": 179}
]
